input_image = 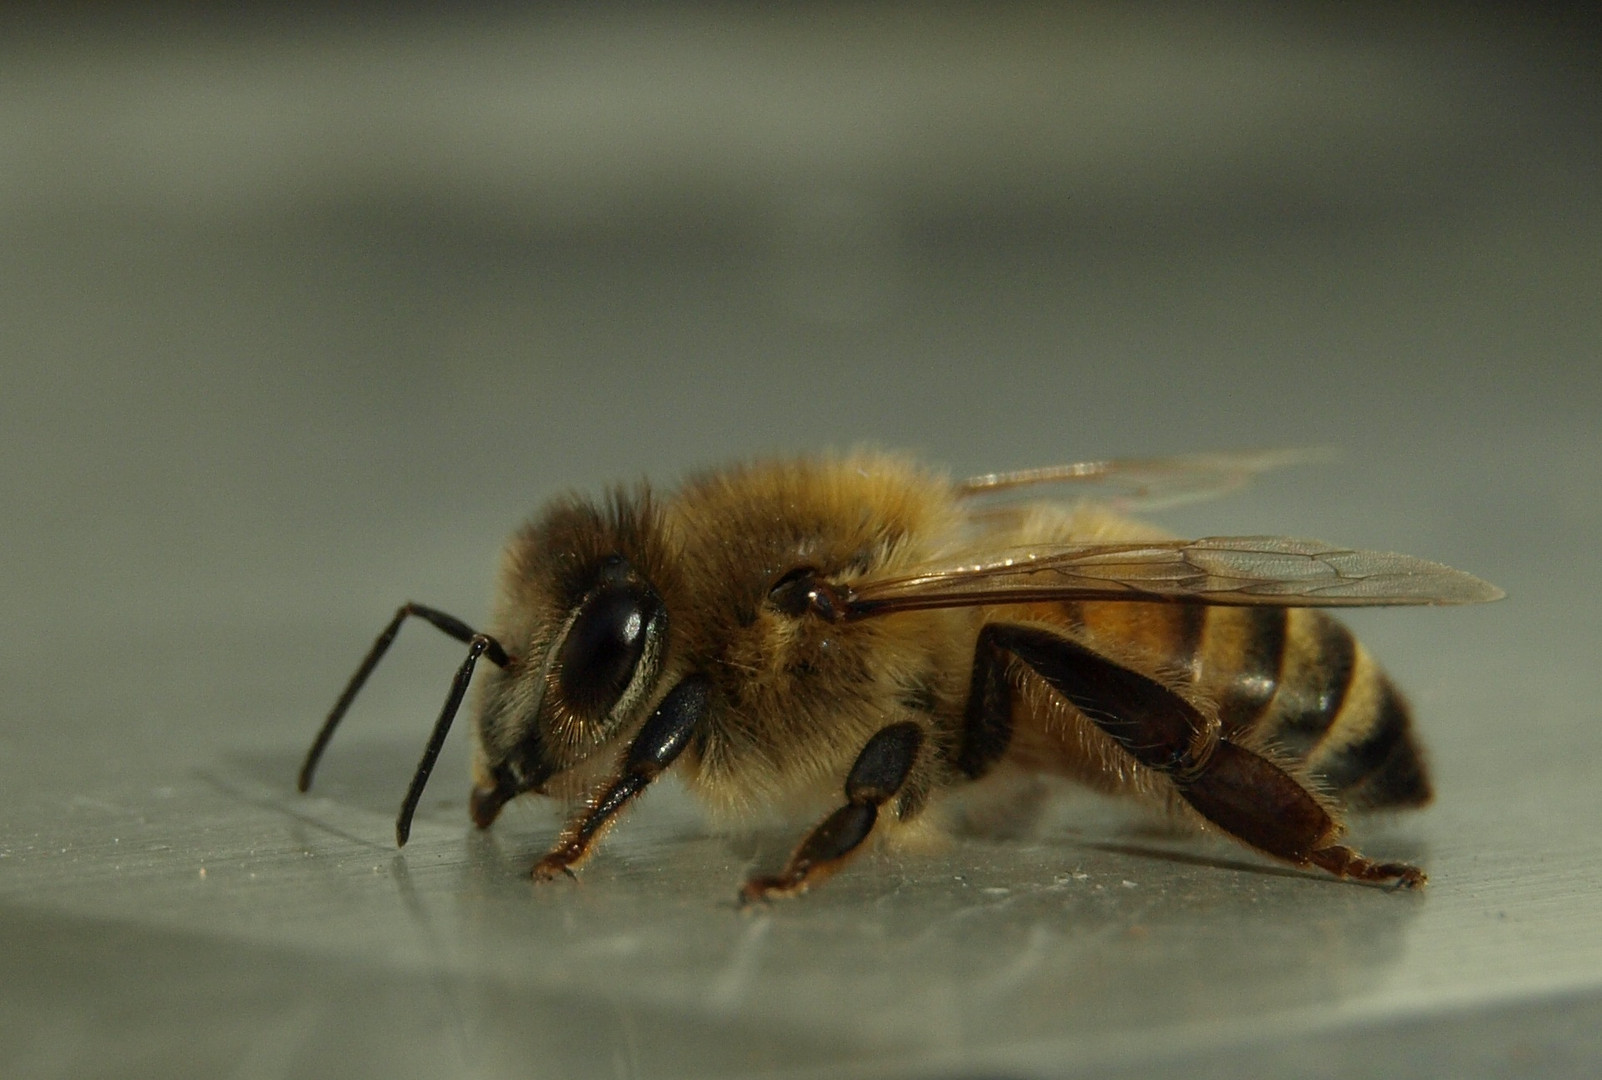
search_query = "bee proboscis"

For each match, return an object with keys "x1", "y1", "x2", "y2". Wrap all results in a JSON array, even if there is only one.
[{"x1": 299, "y1": 451, "x2": 1501, "y2": 900}]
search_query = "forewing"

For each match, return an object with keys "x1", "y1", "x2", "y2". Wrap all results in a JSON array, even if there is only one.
[
  {"x1": 957, "y1": 448, "x2": 1333, "y2": 512},
  {"x1": 844, "y1": 536, "x2": 1504, "y2": 617}
]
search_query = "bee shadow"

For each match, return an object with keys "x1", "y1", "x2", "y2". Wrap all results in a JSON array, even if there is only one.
[{"x1": 218, "y1": 738, "x2": 476, "y2": 820}]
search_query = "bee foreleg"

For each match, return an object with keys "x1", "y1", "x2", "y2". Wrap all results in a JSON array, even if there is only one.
[
  {"x1": 740, "y1": 721, "x2": 925, "y2": 903},
  {"x1": 984, "y1": 622, "x2": 1424, "y2": 889},
  {"x1": 530, "y1": 675, "x2": 710, "y2": 882}
]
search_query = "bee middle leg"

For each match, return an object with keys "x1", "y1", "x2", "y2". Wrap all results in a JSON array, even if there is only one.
[
  {"x1": 740, "y1": 721, "x2": 925, "y2": 903},
  {"x1": 976, "y1": 622, "x2": 1425, "y2": 888}
]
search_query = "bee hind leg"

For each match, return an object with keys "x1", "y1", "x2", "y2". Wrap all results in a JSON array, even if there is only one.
[
  {"x1": 740, "y1": 721, "x2": 925, "y2": 903},
  {"x1": 983, "y1": 622, "x2": 1424, "y2": 889},
  {"x1": 1180, "y1": 739, "x2": 1426, "y2": 888},
  {"x1": 1308, "y1": 842, "x2": 1427, "y2": 888}
]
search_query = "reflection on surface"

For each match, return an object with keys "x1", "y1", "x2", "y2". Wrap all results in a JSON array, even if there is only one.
[
  {"x1": 0, "y1": 902, "x2": 850, "y2": 1079},
  {"x1": 168, "y1": 741, "x2": 1429, "y2": 1075},
  {"x1": 431, "y1": 812, "x2": 1423, "y2": 1074}
]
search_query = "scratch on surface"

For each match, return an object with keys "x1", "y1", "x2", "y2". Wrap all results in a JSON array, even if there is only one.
[
  {"x1": 968, "y1": 922, "x2": 1056, "y2": 999},
  {"x1": 193, "y1": 769, "x2": 390, "y2": 853},
  {"x1": 706, "y1": 913, "x2": 772, "y2": 1015},
  {"x1": 390, "y1": 854, "x2": 479, "y2": 1071}
]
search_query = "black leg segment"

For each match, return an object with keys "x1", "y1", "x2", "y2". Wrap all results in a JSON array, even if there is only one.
[
  {"x1": 741, "y1": 721, "x2": 924, "y2": 902},
  {"x1": 982, "y1": 622, "x2": 1216, "y2": 776},
  {"x1": 845, "y1": 721, "x2": 922, "y2": 802},
  {"x1": 957, "y1": 631, "x2": 1014, "y2": 779},
  {"x1": 531, "y1": 675, "x2": 710, "y2": 881}
]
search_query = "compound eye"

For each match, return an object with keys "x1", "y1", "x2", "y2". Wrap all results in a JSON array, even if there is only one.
[{"x1": 557, "y1": 583, "x2": 658, "y2": 716}]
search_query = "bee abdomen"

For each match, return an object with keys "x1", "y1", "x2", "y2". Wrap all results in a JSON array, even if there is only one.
[
  {"x1": 1233, "y1": 609, "x2": 1432, "y2": 809},
  {"x1": 1065, "y1": 602, "x2": 1431, "y2": 809}
]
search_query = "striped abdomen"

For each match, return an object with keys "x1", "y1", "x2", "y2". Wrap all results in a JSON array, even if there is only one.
[{"x1": 1066, "y1": 602, "x2": 1431, "y2": 809}]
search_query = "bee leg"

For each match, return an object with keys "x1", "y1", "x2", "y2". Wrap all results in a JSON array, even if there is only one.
[
  {"x1": 1180, "y1": 740, "x2": 1425, "y2": 887},
  {"x1": 985, "y1": 623, "x2": 1424, "y2": 888},
  {"x1": 529, "y1": 676, "x2": 710, "y2": 882},
  {"x1": 740, "y1": 721, "x2": 925, "y2": 903},
  {"x1": 955, "y1": 625, "x2": 1019, "y2": 780}
]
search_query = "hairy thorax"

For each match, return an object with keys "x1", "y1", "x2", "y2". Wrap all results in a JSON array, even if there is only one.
[{"x1": 659, "y1": 455, "x2": 970, "y2": 814}]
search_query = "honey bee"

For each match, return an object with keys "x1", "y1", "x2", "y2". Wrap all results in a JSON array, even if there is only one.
[{"x1": 298, "y1": 450, "x2": 1502, "y2": 900}]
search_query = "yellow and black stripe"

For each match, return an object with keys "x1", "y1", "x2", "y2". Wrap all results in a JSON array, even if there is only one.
[{"x1": 1067, "y1": 603, "x2": 1431, "y2": 810}]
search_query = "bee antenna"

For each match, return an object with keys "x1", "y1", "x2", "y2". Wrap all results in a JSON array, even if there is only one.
[
  {"x1": 298, "y1": 603, "x2": 510, "y2": 841},
  {"x1": 394, "y1": 632, "x2": 509, "y2": 846}
]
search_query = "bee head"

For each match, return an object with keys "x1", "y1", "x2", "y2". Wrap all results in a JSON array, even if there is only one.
[{"x1": 469, "y1": 489, "x2": 674, "y2": 824}]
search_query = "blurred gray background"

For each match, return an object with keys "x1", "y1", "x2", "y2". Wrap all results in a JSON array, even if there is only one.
[{"x1": 1, "y1": 6, "x2": 1599, "y2": 1078}]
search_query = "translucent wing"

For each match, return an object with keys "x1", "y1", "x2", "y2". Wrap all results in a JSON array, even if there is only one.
[
  {"x1": 957, "y1": 448, "x2": 1334, "y2": 512},
  {"x1": 842, "y1": 536, "x2": 1504, "y2": 618}
]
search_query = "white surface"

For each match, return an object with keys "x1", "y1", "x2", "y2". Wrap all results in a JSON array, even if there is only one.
[{"x1": 1, "y1": 8, "x2": 1598, "y2": 1078}]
